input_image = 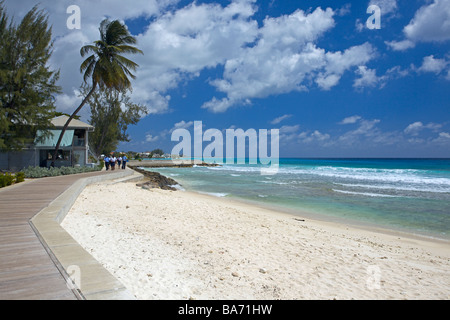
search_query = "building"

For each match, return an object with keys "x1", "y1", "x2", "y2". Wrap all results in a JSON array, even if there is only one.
[{"x1": 0, "y1": 116, "x2": 95, "y2": 171}]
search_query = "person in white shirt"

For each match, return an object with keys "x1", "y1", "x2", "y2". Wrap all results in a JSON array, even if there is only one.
[{"x1": 110, "y1": 156, "x2": 116, "y2": 170}]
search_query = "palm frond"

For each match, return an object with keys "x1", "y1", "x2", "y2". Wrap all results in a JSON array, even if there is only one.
[
  {"x1": 80, "y1": 44, "x2": 97, "y2": 57},
  {"x1": 80, "y1": 55, "x2": 96, "y2": 82},
  {"x1": 80, "y1": 18, "x2": 142, "y2": 91},
  {"x1": 114, "y1": 55, "x2": 139, "y2": 71}
]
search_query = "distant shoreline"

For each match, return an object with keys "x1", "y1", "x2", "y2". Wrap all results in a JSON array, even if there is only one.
[{"x1": 127, "y1": 159, "x2": 219, "y2": 168}]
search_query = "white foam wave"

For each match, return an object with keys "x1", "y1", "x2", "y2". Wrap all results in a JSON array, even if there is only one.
[
  {"x1": 170, "y1": 184, "x2": 185, "y2": 191},
  {"x1": 333, "y1": 189, "x2": 399, "y2": 198},
  {"x1": 206, "y1": 164, "x2": 450, "y2": 188},
  {"x1": 258, "y1": 180, "x2": 289, "y2": 185},
  {"x1": 199, "y1": 191, "x2": 229, "y2": 197},
  {"x1": 335, "y1": 183, "x2": 450, "y2": 194}
]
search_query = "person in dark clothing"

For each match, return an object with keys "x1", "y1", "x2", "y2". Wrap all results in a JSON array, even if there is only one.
[{"x1": 104, "y1": 156, "x2": 110, "y2": 170}]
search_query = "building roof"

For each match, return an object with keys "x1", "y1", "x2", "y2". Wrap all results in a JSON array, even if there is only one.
[{"x1": 51, "y1": 115, "x2": 94, "y2": 131}]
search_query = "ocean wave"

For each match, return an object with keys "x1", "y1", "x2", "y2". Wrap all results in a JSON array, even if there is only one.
[
  {"x1": 199, "y1": 191, "x2": 229, "y2": 197},
  {"x1": 206, "y1": 164, "x2": 450, "y2": 187},
  {"x1": 258, "y1": 180, "x2": 289, "y2": 185},
  {"x1": 332, "y1": 189, "x2": 399, "y2": 198},
  {"x1": 170, "y1": 184, "x2": 185, "y2": 191},
  {"x1": 334, "y1": 183, "x2": 450, "y2": 194}
]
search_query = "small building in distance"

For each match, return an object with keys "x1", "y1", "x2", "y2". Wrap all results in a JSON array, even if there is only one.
[{"x1": 0, "y1": 116, "x2": 95, "y2": 171}]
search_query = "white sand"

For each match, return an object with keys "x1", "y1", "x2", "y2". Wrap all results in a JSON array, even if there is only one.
[{"x1": 61, "y1": 180, "x2": 450, "y2": 300}]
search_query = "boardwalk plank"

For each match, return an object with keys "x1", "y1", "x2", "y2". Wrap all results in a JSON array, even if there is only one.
[{"x1": 0, "y1": 171, "x2": 110, "y2": 300}]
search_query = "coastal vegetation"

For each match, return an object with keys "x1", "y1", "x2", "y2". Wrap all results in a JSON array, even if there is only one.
[
  {"x1": 22, "y1": 165, "x2": 101, "y2": 178},
  {"x1": 84, "y1": 85, "x2": 147, "y2": 157},
  {"x1": 0, "y1": 2, "x2": 60, "y2": 151},
  {"x1": 0, "y1": 171, "x2": 24, "y2": 188}
]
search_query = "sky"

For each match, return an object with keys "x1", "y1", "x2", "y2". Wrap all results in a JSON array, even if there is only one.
[{"x1": 4, "y1": 0, "x2": 450, "y2": 157}]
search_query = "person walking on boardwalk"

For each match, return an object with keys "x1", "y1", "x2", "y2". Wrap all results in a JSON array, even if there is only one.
[
  {"x1": 122, "y1": 155, "x2": 127, "y2": 169},
  {"x1": 117, "y1": 156, "x2": 122, "y2": 169},
  {"x1": 110, "y1": 155, "x2": 116, "y2": 170},
  {"x1": 104, "y1": 156, "x2": 110, "y2": 171}
]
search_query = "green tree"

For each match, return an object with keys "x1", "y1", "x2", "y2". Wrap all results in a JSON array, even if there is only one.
[
  {"x1": 0, "y1": 3, "x2": 60, "y2": 150},
  {"x1": 151, "y1": 149, "x2": 164, "y2": 157},
  {"x1": 85, "y1": 85, "x2": 147, "y2": 156},
  {"x1": 52, "y1": 18, "x2": 143, "y2": 165}
]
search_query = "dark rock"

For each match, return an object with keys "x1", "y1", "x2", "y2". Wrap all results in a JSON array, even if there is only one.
[{"x1": 133, "y1": 167, "x2": 179, "y2": 191}]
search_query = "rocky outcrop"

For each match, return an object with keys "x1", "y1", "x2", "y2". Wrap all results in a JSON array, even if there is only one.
[{"x1": 133, "y1": 167, "x2": 180, "y2": 191}]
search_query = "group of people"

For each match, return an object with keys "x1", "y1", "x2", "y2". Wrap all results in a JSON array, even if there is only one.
[{"x1": 104, "y1": 154, "x2": 127, "y2": 171}]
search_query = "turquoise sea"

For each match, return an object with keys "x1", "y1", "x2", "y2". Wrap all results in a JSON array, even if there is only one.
[{"x1": 142, "y1": 158, "x2": 450, "y2": 240}]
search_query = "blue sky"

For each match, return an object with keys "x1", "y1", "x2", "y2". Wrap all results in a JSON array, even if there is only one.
[{"x1": 5, "y1": 0, "x2": 450, "y2": 157}]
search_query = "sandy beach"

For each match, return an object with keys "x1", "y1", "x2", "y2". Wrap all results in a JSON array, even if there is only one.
[{"x1": 61, "y1": 179, "x2": 450, "y2": 300}]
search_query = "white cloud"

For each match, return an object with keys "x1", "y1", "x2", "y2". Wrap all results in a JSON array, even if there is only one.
[
  {"x1": 202, "y1": 6, "x2": 377, "y2": 112},
  {"x1": 404, "y1": 0, "x2": 450, "y2": 42},
  {"x1": 439, "y1": 132, "x2": 450, "y2": 139},
  {"x1": 353, "y1": 66, "x2": 381, "y2": 88},
  {"x1": 417, "y1": 55, "x2": 449, "y2": 74},
  {"x1": 143, "y1": 119, "x2": 194, "y2": 144},
  {"x1": 201, "y1": 97, "x2": 235, "y2": 113},
  {"x1": 339, "y1": 115, "x2": 362, "y2": 125},
  {"x1": 278, "y1": 116, "x2": 450, "y2": 151},
  {"x1": 315, "y1": 74, "x2": 341, "y2": 91},
  {"x1": 145, "y1": 134, "x2": 159, "y2": 142},
  {"x1": 387, "y1": 0, "x2": 450, "y2": 51},
  {"x1": 277, "y1": 124, "x2": 301, "y2": 144},
  {"x1": 173, "y1": 120, "x2": 194, "y2": 130},
  {"x1": 404, "y1": 122, "x2": 424, "y2": 135},
  {"x1": 431, "y1": 131, "x2": 450, "y2": 144},
  {"x1": 279, "y1": 124, "x2": 301, "y2": 134},
  {"x1": 54, "y1": 90, "x2": 82, "y2": 113},
  {"x1": 318, "y1": 43, "x2": 376, "y2": 90},
  {"x1": 369, "y1": 0, "x2": 398, "y2": 15},
  {"x1": 385, "y1": 39, "x2": 415, "y2": 51},
  {"x1": 338, "y1": 118, "x2": 382, "y2": 146},
  {"x1": 201, "y1": 7, "x2": 337, "y2": 112},
  {"x1": 270, "y1": 114, "x2": 292, "y2": 125},
  {"x1": 336, "y1": 3, "x2": 352, "y2": 17},
  {"x1": 301, "y1": 130, "x2": 330, "y2": 143},
  {"x1": 277, "y1": 124, "x2": 331, "y2": 145},
  {"x1": 138, "y1": 0, "x2": 258, "y2": 73},
  {"x1": 404, "y1": 121, "x2": 442, "y2": 135}
]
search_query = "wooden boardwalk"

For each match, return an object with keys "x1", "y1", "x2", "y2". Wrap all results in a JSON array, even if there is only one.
[{"x1": 0, "y1": 171, "x2": 111, "y2": 300}]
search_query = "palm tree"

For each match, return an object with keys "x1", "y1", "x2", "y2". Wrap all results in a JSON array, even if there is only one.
[{"x1": 51, "y1": 19, "x2": 143, "y2": 166}]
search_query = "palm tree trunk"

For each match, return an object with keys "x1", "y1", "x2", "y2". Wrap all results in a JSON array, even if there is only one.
[{"x1": 51, "y1": 83, "x2": 97, "y2": 167}]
